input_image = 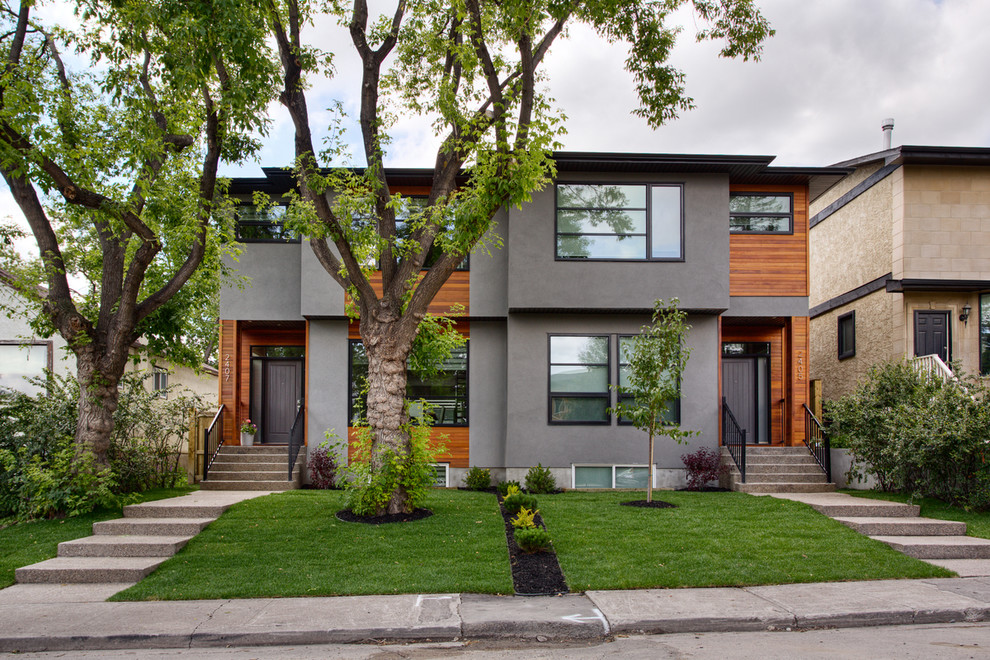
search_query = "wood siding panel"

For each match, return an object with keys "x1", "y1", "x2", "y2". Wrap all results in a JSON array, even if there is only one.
[
  {"x1": 348, "y1": 271, "x2": 470, "y2": 316},
  {"x1": 730, "y1": 185, "x2": 809, "y2": 297},
  {"x1": 219, "y1": 320, "x2": 238, "y2": 447},
  {"x1": 790, "y1": 317, "x2": 809, "y2": 446},
  {"x1": 347, "y1": 426, "x2": 469, "y2": 469}
]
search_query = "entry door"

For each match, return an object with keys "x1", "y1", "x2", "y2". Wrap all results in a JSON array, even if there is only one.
[
  {"x1": 914, "y1": 311, "x2": 950, "y2": 363},
  {"x1": 722, "y1": 356, "x2": 770, "y2": 444},
  {"x1": 262, "y1": 359, "x2": 302, "y2": 444}
]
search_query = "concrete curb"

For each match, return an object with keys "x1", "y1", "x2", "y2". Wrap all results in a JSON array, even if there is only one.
[{"x1": 3, "y1": 577, "x2": 990, "y2": 652}]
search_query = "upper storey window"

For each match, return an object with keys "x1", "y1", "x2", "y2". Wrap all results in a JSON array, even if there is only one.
[
  {"x1": 235, "y1": 204, "x2": 295, "y2": 242},
  {"x1": 556, "y1": 184, "x2": 683, "y2": 260},
  {"x1": 729, "y1": 193, "x2": 793, "y2": 234}
]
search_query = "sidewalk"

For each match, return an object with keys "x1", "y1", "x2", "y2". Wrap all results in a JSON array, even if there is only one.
[{"x1": 2, "y1": 577, "x2": 990, "y2": 652}]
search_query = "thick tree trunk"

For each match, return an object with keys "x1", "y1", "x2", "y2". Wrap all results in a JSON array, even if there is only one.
[
  {"x1": 362, "y1": 323, "x2": 416, "y2": 515},
  {"x1": 74, "y1": 346, "x2": 124, "y2": 466}
]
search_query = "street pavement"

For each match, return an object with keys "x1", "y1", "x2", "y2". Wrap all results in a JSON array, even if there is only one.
[{"x1": 3, "y1": 577, "x2": 990, "y2": 653}]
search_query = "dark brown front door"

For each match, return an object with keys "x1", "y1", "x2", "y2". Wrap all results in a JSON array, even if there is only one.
[
  {"x1": 914, "y1": 311, "x2": 950, "y2": 363},
  {"x1": 262, "y1": 359, "x2": 302, "y2": 444}
]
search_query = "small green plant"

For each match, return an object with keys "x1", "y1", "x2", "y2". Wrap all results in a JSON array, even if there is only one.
[
  {"x1": 498, "y1": 480, "x2": 521, "y2": 497},
  {"x1": 514, "y1": 526, "x2": 552, "y2": 553},
  {"x1": 464, "y1": 466, "x2": 492, "y2": 491},
  {"x1": 502, "y1": 492, "x2": 537, "y2": 515},
  {"x1": 239, "y1": 419, "x2": 258, "y2": 435},
  {"x1": 525, "y1": 463, "x2": 557, "y2": 494},
  {"x1": 510, "y1": 506, "x2": 538, "y2": 529}
]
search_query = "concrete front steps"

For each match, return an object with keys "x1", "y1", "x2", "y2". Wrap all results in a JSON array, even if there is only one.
[
  {"x1": 721, "y1": 446, "x2": 836, "y2": 494},
  {"x1": 772, "y1": 492, "x2": 990, "y2": 577},
  {"x1": 14, "y1": 491, "x2": 268, "y2": 585},
  {"x1": 200, "y1": 445, "x2": 304, "y2": 491}
]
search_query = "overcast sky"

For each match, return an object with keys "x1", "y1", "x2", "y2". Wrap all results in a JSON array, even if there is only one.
[
  {"x1": 231, "y1": 0, "x2": 990, "y2": 176},
  {"x1": 5, "y1": 0, "x2": 990, "y2": 244}
]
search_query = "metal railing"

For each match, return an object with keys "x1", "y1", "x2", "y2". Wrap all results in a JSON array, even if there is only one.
[
  {"x1": 287, "y1": 403, "x2": 304, "y2": 481},
  {"x1": 202, "y1": 404, "x2": 225, "y2": 482},
  {"x1": 802, "y1": 404, "x2": 831, "y2": 482},
  {"x1": 721, "y1": 397, "x2": 747, "y2": 483}
]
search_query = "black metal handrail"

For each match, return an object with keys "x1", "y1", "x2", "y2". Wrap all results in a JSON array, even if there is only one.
[
  {"x1": 203, "y1": 404, "x2": 225, "y2": 482},
  {"x1": 287, "y1": 403, "x2": 304, "y2": 481},
  {"x1": 721, "y1": 397, "x2": 746, "y2": 483},
  {"x1": 802, "y1": 404, "x2": 831, "y2": 482}
]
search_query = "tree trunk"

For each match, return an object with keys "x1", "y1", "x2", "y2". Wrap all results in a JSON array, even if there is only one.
[
  {"x1": 74, "y1": 347, "x2": 123, "y2": 466},
  {"x1": 362, "y1": 324, "x2": 416, "y2": 515},
  {"x1": 647, "y1": 428, "x2": 655, "y2": 503}
]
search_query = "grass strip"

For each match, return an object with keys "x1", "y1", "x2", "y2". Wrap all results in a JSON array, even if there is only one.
[
  {"x1": 844, "y1": 490, "x2": 990, "y2": 539},
  {"x1": 539, "y1": 491, "x2": 951, "y2": 591},
  {"x1": 0, "y1": 486, "x2": 197, "y2": 589},
  {"x1": 112, "y1": 489, "x2": 513, "y2": 601}
]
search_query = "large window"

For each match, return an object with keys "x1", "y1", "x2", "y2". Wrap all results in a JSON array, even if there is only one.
[
  {"x1": 555, "y1": 184, "x2": 683, "y2": 260},
  {"x1": 981, "y1": 294, "x2": 990, "y2": 376},
  {"x1": 548, "y1": 335, "x2": 610, "y2": 424},
  {"x1": 617, "y1": 336, "x2": 680, "y2": 425},
  {"x1": 0, "y1": 342, "x2": 51, "y2": 395},
  {"x1": 349, "y1": 341, "x2": 468, "y2": 426},
  {"x1": 392, "y1": 197, "x2": 468, "y2": 270},
  {"x1": 837, "y1": 311, "x2": 856, "y2": 360},
  {"x1": 729, "y1": 193, "x2": 793, "y2": 234},
  {"x1": 236, "y1": 204, "x2": 295, "y2": 242}
]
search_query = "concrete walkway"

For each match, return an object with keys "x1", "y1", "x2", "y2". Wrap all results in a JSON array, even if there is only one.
[
  {"x1": 769, "y1": 492, "x2": 990, "y2": 577},
  {"x1": 2, "y1": 577, "x2": 990, "y2": 652}
]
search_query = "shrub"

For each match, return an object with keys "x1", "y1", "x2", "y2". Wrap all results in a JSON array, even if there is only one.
[
  {"x1": 514, "y1": 526, "x2": 552, "y2": 553},
  {"x1": 309, "y1": 439, "x2": 339, "y2": 489},
  {"x1": 829, "y1": 360, "x2": 990, "y2": 509},
  {"x1": 681, "y1": 447, "x2": 726, "y2": 490},
  {"x1": 510, "y1": 506, "x2": 538, "y2": 529},
  {"x1": 502, "y1": 492, "x2": 538, "y2": 515},
  {"x1": 525, "y1": 463, "x2": 557, "y2": 494},
  {"x1": 342, "y1": 419, "x2": 445, "y2": 516},
  {"x1": 464, "y1": 466, "x2": 491, "y2": 491},
  {"x1": 497, "y1": 480, "x2": 521, "y2": 497}
]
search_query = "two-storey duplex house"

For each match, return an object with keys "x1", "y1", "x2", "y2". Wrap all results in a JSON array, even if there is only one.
[
  {"x1": 809, "y1": 145, "x2": 990, "y2": 400},
  {"x1": 217, "y1": 152, "x2": 846, "y2": 489}
]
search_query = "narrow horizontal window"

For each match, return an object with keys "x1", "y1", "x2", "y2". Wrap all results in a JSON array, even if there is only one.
[
  {"x1": 729, "y1": 193, "x2": 793, "y2": 234},
  {"x1": 236, "y1": 204, "x2": 296, "y2": 242}
]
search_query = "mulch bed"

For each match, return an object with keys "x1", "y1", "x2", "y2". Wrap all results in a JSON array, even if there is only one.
[
  {"x1": 497, "y1": 496, "x2": 569, "y2": 596},
  {"x1": 621, "y1": 499, "x2": 678, "y2": 509},
  {"x1": 335, "y1": 508, "x2": 433, "y2": 525}
]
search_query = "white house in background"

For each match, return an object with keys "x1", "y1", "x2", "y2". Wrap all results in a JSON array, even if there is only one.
[{"x1": 0, "y1": 270, "x2": 217, "y2": 401}]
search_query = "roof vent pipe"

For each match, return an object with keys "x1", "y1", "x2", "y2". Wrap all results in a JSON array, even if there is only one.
[{"x1": 881, "y1": 118, "x2": 895, "y2": 150}]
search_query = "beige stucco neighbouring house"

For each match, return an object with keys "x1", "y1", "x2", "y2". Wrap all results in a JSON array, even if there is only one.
[{"x1": 809, "y1": 145, "x2": 990, "y2": 401}]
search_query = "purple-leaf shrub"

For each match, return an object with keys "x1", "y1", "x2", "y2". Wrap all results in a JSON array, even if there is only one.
[
  {"x1": 681, "y1": 447, "x2": 726, "y2": 490},
  {"x1": 309, "y1": 444, "x2": 339, "y2": 489}
]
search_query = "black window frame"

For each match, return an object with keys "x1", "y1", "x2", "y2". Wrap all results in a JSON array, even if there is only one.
[
  {"x1": 554, "y1": 182, "x2": 685, "y2": 262},
  {"x1": 837, "y1": 311, "x2": 856, "y2": 360},
  {"x1": 729, "y1": 192, "x2": 794, "y2": 235},
  {"x1": 348, "y1": 339, "x2": 469, "y2": 427},
  {"x1": 235, "y1": 203, "x2": 299, "y2": 243},
  {"x1": 616, "y1": 334, "x2": 681, "y2": 426},
  {"x1": 547, "y1": 334, "x2": 611, "y2": 425},
  {"x1": 390, "y1": 196, "x2": 469, "y2": 271},
  {"x1": 981, "y1": 294, "x2": 990, "y2": 376}
]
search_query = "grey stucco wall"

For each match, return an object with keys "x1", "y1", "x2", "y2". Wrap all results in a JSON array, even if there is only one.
[
  {"x1": 503, "y1": 313, "x2": 719, "y2": 470},
  {"x1": 220, "y1": 243, "x2": 303, "y2": 320},
  {"x1": 469, "y1": 209, "x2": 509, "y2": 317},
  {"x1": 467, "y1": 321, "x2": 507, "y2": 468},
  {"x1": 305, "y1": 320, "x2": 350, "y2": 473},
  {"x1": 506, "y1": 173, "x2": 730, "y2": 312},
  {"x1": 726, "y1": 296, "x2": 810, "y2": 318},
  {"x1": 300, "y1": 242, "x2": 346, "y2": 317}
]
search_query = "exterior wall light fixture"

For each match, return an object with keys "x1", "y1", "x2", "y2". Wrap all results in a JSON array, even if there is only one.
[{"x1": 960, "y1": 303, "x2": 972, "y2": 325}]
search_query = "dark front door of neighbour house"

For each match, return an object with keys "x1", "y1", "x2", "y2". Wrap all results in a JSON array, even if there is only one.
[
  {"x1": 914, "y1": 311, "x2": 950, "y2": 363},
  {"x1": 262, "y1": 359, "x2": 302, "y2": 444},
  {"x1": 722, "y1": 354, "x2": 770, "y2": 445}
]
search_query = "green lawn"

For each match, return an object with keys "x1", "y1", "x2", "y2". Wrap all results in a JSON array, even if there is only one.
[
  {"x1": 844, "y1": 490, "x2": 990, "y2": 539},
  {"x1": 538, "y1": 491, "x2": 951, "y2": 591},
  {"x1": 0, "y1": 486, "x2": 197, "y2": 589},
  {"x1": 112, "y1": 489, "x2": 513, "y2": 601}
]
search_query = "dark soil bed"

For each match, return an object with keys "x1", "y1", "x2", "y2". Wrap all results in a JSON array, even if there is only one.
[
  {"x1": 335, "y1": 508, "x2": 433, "y2": 525},
  {"x1": 620, "y1": 499, "x2": 678, "y2": 509},
  {"x1": 497, "y1": 496, "x2": 568, "y2": 596}
]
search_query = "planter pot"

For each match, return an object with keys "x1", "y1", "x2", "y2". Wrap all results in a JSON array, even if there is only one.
[{"x1": 240, "y1": 432, "x2": 256, "y2": 447}]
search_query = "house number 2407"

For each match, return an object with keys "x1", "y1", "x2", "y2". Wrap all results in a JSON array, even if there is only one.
[{"x1": 223, "y1": 353, "x2": 231, "y2": 383}]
